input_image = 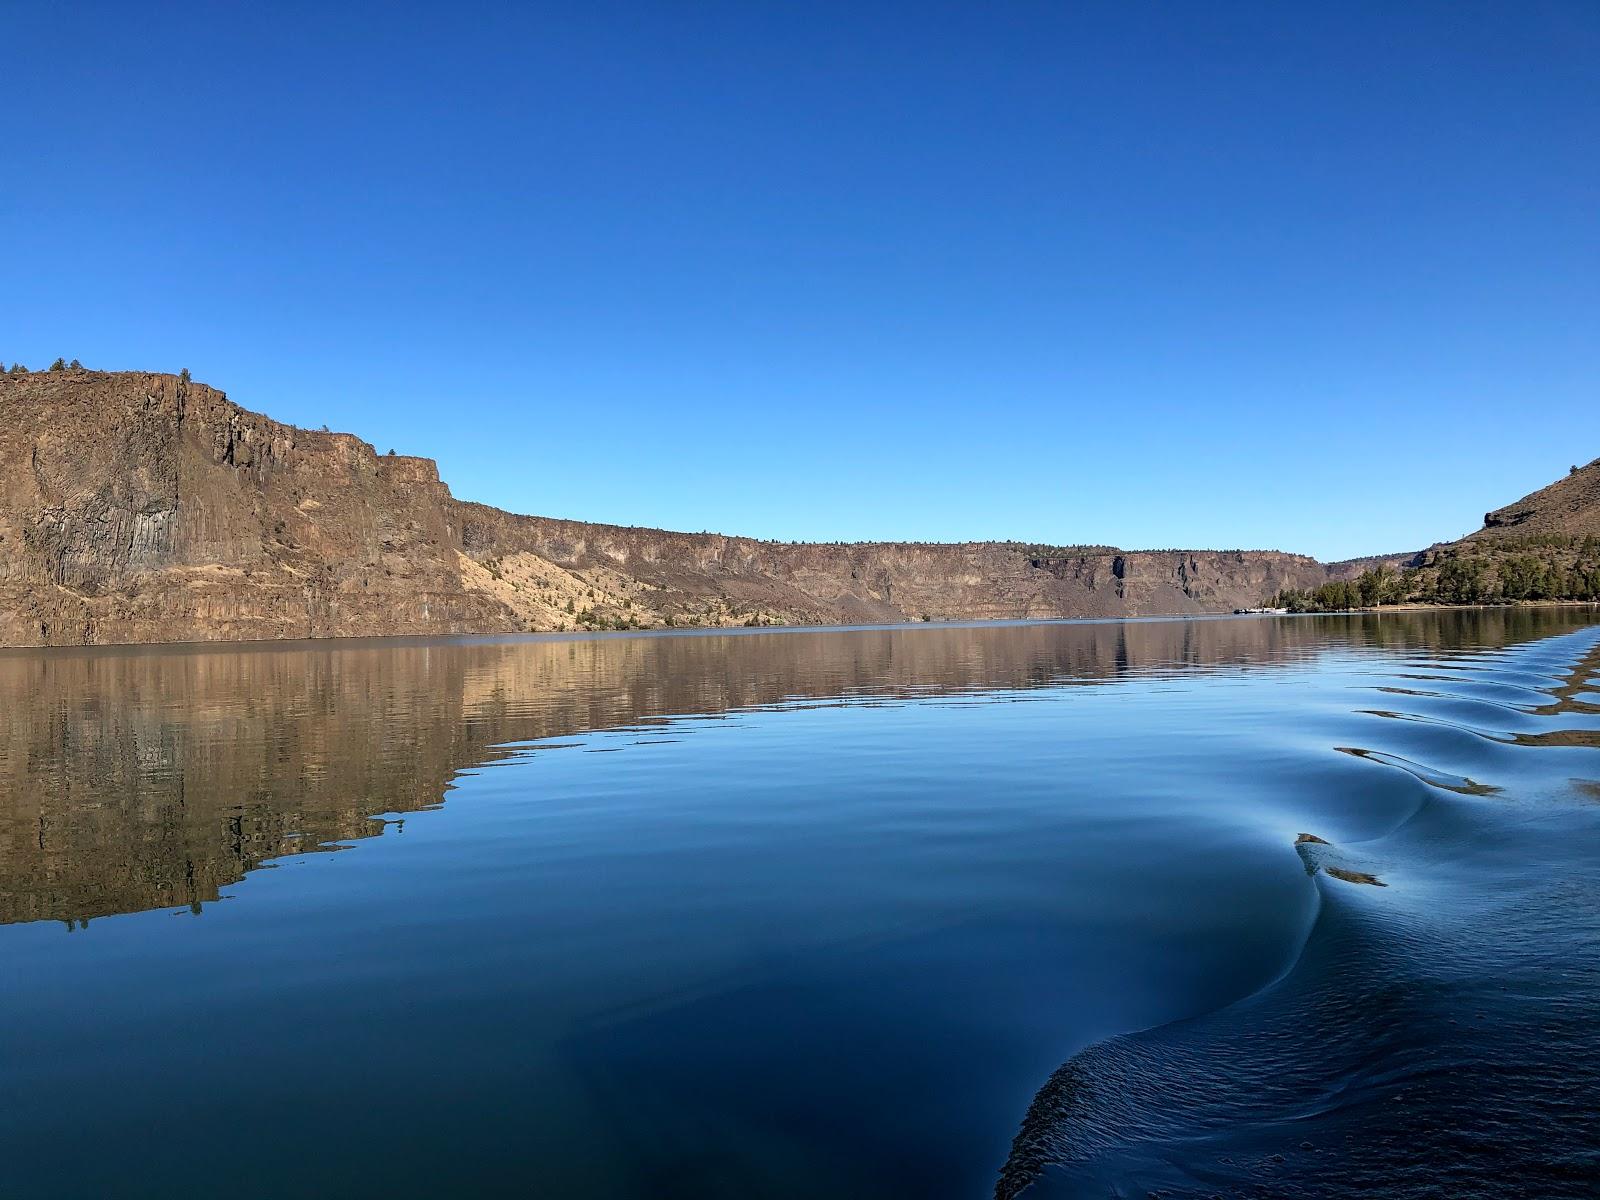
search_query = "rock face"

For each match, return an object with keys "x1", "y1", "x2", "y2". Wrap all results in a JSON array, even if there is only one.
[
  {"x1": 0, "y1": 370, "x2": 508, "y2": 646},
  {"x1": 0, "y1": 370, "x2": 1339, "y2": 647},
  {"x1": 458, "y1": 506, "x2": 1334, "y2": 628}
]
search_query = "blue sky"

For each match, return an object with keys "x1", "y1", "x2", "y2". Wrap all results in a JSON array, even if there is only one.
[{"x1": 4, "y1": 2, "x2": 1596, "y2": 560}]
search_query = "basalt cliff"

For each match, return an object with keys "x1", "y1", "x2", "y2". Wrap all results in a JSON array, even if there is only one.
[{"x1": 1, "y1": 369, "x2": 1345, "y2": 647}]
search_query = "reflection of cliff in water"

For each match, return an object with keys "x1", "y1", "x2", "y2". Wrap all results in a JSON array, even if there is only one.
[{"x1": 2, "y1": 607, "x2": 1593, "y2": 927}]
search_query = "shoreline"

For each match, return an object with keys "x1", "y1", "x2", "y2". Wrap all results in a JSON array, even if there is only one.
[
  {"x1": 0, "y1": 610, "x2": 1264, "y2": 658},
  {"x1": 3, "y1": 601, "x2": 1596, "y2": 658},
  {"x1": 1281, "y1": 599, "x2": 1600, "y2": 616}
]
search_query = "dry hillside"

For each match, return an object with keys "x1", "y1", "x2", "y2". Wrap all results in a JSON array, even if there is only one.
[{"x1": 1469, "y1": 457, "x2": 1600, "y2": 544}]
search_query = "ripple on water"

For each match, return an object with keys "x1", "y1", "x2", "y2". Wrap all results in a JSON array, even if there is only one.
[
  {"x1": 1333, "y1": 746, "x2": 1500, "y2": 796},
  {"x1": 997, "y1": 626, "x2": 1600, "y2": 1200}
]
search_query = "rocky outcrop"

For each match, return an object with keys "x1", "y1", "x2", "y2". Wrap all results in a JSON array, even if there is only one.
[
  {"x1": 0, "y1": 370, "x2": 1340, "y2": 647},
  {"x1": 0, "y1": 370, "x2": 510, "y2": 646},
  {"x1": 1472, "y1": 457, "x2": 1600, "y2": 543}
]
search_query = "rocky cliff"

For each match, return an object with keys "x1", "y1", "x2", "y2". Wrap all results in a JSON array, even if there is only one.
[
  {"x1": 0, "y1": 369, "x2": 1339, "y2": 647},
  {"x1": 0, "y1": 370, "x2": 509, "y2": 646}
]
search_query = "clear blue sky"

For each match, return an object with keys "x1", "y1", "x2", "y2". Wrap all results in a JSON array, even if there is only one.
[{"x1": 4, "y1": 2, "x2": 1596, "y2": 560}]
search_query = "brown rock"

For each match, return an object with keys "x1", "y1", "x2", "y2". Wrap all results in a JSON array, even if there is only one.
[{"x1": 0, "y1": 370, "x2": 1341, "y2": 647}]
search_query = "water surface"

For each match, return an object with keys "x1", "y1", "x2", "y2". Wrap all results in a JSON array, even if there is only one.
[{"x1": 2, "y1": 610, "x2": 1598, "y2": 1197}]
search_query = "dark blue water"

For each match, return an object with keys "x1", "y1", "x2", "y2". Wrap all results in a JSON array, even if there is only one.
[{"x1": 2, "y1": 610, "x2": 1597, "y2": 1197}]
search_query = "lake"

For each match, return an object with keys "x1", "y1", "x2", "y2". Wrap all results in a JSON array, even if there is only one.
[{"x1": 3, "y1": 610, "x2": 1598, "y2": 1198}]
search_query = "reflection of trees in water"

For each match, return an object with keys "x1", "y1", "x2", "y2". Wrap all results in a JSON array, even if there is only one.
[{"x1": 1, "y1": 607, "x2": 1591, "y2": 927}]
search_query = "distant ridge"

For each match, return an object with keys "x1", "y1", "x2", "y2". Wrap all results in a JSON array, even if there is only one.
[
  {"x1": 0, "y1": 368, "x2": 1583, "y2": 647},
  {"x1": 0, "y1": 370, "x2": 1332, "y2": 646}
]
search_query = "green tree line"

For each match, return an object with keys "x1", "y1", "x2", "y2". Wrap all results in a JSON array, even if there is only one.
[{"x1": 1270, "y1": 540, "x2": 1600, "y2": 611}]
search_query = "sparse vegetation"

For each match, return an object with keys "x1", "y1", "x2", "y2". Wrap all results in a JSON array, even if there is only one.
[{"x1": 1269, "y1": 537, "x2": 1600, "y2": 611}]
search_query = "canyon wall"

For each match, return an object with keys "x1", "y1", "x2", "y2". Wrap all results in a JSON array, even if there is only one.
[{"x1": 0, "y1": 370, "x2": 1337, "y2": 647}]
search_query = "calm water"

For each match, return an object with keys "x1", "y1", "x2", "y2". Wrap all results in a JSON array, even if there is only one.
[{"x1": 2, "y1": 611, "x2": 1599, "y2": 1198}]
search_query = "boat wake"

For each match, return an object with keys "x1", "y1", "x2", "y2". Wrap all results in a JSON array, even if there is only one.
[{"x1": 996, "y1": 629, "x2": 1600, "y2": 1199}]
